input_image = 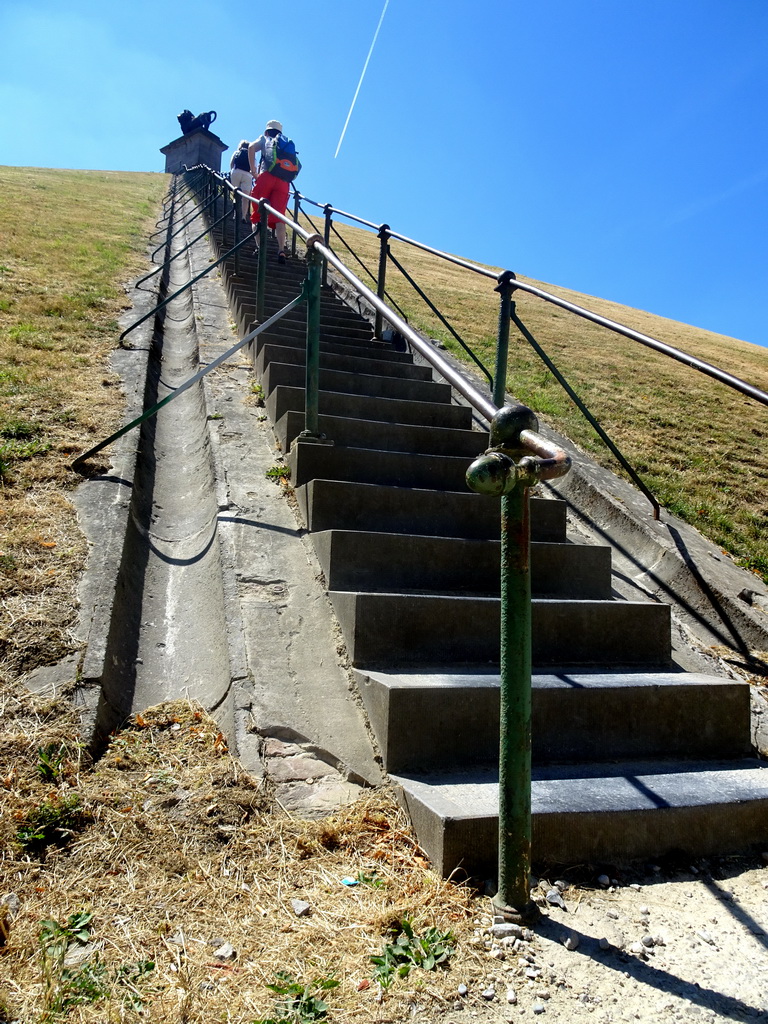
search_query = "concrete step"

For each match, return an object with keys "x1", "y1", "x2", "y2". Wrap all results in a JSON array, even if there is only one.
[
  {"x1": 239, "y1": 304, "x2": 374, "y2": 344},
  {"x1": 261, "y1": 299, "x2": 373, "y2": 329},
  {"x1": 289, "y1": 441, "x2": 478, "y2": 490},
  {"x1": 313, "y1": 531, "x2": 612, "y2": 599},
  {"x1": 296, "y1": 481, "x2": 567, "y2": 542},
  {"x1": 329, "y1": 591, "x2": 671, "y2": 669},
  {"x1": 392, "y1": 759, "x2": 768, "y2": 875},
  {"x1": 354, "y1": 669, "x2": 753, "y2": 772},
  {"x1": 256, "y1": 342, "x2": 433, "y2": 382},
  {"x1": 253, "y1": 329, "x2": 413, "y2": 363},
  {"x1": 262, "y1": 361, "x2": 453, "y2": 406},
  {"x1": 276, "y1": 411, "x2": 488, "y2": 458},
  {"x1": 272, "y1": 388, "x2": 473, "y2": 435},
  {"x1": 253, "y1": 332, "x2": 407, "y2": 365}
]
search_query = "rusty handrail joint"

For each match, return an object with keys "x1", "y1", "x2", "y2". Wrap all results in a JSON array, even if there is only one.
[{"x1": 466, "y1": 404, "x2": 571, "y2": 496}]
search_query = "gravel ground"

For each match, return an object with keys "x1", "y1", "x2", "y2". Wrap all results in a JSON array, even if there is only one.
[{"x1": 443, "y1": 856, "x2": 768, "y2": 1023}]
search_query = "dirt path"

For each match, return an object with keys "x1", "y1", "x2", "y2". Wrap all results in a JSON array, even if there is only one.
[{"x1": 447, "y1": 858, "x2": 768, "y2": 1023}]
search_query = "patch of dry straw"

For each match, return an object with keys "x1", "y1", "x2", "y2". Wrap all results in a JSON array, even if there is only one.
[{"x1": 1, "y1": 689, "x2": 483, "y2": 1023}]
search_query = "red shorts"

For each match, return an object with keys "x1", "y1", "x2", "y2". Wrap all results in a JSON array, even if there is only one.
[{"x1": 250, "y1": 171, "x2": 290, "y2": 229}]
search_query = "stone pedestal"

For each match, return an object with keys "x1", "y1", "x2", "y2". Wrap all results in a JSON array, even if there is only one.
[{"x1": 160, "y1": 128, "x2": 228, "y2": 174}]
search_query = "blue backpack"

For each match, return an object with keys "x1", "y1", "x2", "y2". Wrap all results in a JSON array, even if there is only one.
[{"x1": 263, "y1": 133, "x2": 301, "y2": 182}]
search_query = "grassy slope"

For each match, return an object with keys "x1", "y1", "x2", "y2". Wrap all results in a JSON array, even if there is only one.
[
  {"x1": 300, "y1": 209, "x2": 768, "y2": 584},
  {"x1": 0, "y1": 165, "x2": 168, "y2": 678}
]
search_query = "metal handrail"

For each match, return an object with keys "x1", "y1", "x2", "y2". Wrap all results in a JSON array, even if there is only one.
[
  {"x1": 387, "y1": 248, "x2": 493, "y2": 387},
  {"x1": 119, "y1": 214, "x2": 254, "y2": 345},
  {"x1": 137, "y1": 205, "x2": 234, "y2": 287},
  {"x1": 293, "y1": 190, "x2": 381, "y2": 232},
  {"x1": 149, "y1": 170, "x2": 204, "y2": 239},
  {"x1": 283, "y1": 184, "x2": 768, "y2": 409},
  {"x1": 328, "y1": 221, "x2": 410, "y2": 322},
  {"x1": 511, "y1": 308, "x2": 661, "y2": 519},
  {"x1": 194, "y1": 166, "x2": 768, "y2": 503},
  {"x1": 74, "y1": 293, "x2": 306, "y2": 468},
  {"x1": 509, "y1": 279, "x2": 768, "y2": 408},
  {"x1": 189, "y1": 169, "x2": 498, "y2": 425}
]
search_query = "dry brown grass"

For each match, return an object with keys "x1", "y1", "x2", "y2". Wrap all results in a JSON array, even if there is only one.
[
  {"x1": 0, "y1": 166, "x2": 168, "y2": 681},
  {"x1": 302, "y1": 209, "x2": 768, "y2": 582},
  {"x1": 0, "y1": 692, "x2": 479, "y2": 1023}
]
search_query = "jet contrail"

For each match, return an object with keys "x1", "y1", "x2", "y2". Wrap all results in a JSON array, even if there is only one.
[{"x1": 334, "y1": 0, "x2": 390, "y2": 159}]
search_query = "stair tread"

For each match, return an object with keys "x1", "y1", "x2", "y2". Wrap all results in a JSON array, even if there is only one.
[
  {"x1": 357, "y1": 668, "x2": 741, "y2": 689},
  {"x1": 393, "y1": 759, "x2": 768, "y2": 815}
]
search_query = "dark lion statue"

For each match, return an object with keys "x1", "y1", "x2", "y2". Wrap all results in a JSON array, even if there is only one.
[{"x1": 177, "y1": 109, "x2": 218, "y2": 135}]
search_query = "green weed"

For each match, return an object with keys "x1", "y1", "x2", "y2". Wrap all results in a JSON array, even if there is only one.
[
  {"x1": 255, "y1": 971, "x2": 339, "y2": 1023},
  {"x1": 39, "y1": 911, "x2": 105, "y2": 1015},
  {"x1": 0, "y1": 436, "x2": 51, "y2": 461},
  {"x1": 0, "y1": 417, "x2": 38, "y2": 439},
  {"x1": 113, "y1": 958, "x2": 156, "y2": 1010},
  {"x1": 38, "y1": 913, "x2": 156, "y2": 1016},
  {"x1": 17, "y1": 793, "x2": 83, "y2": 852},
  {"x1": 266, "y1": 464, "x2": 290, "y2": 482},
  {"x1": 371, "y1": 918, "x2": 455, "y2": 990},
  {"x1": 36, "y1": 742, "x2": 69, "y2": 782},
  {"x1": 355, "y1": 870, "x2": 385, "y2": 888}
]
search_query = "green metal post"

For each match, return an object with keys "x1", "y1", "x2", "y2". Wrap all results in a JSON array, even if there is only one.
[
  {"x1": 256, "y1": 201, "x2": 268, "y2": 323},
  {"x1": 303, "y1": 246, "x2": 322, "y2": 437},
  {"x1": 375, "y1": 224, "x2": 390, "y2": 339},
  {"x1": 496, "y1": 480, "x2": 532, "y2": 915},
  {"x1": 322, "y1": 204, "x2": 332, "y2": 289},
  {"x1": 465, "y1": 404, "x2": 540, "y2": 922},
  {"x1": 291, "y1": 191, "x2": 300, "y2": 257},
  {"x1": 494, "y1": 272, "x2": 515, "y2": 408}
]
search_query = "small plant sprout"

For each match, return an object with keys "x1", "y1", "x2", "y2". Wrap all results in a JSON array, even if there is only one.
[
  {"x1": 17, "y1": 793, "x2": 83, "y2": 852},
  {"x1": 371, "y1": 917, "x2": 456, "y2": 991},
  {"x1": 256, "y1": 970, "x2": 339, "y2": 1023},
  {"x1": 36, "y1": 742, "x2": 68, "y2": 782},
  {"x1": 265, "y1": 464, "x2": 290, "y2": 483},
  {"x1": 39, "y1": 911, "x2": 105, "y2": 1014},
  {"x1": 355, "y1": 869, "x2": 385, "y2": 888}
]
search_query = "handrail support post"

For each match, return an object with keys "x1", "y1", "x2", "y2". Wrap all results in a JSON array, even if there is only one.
[
  {"x1": 494, "y1": 271, "x2": 516, "y2": 408},
  {"x1": 465, "y1": 405, "x2": 572, "y2": 923},
  {"x1": 322, "y1": 204, "x2": 333, "y2": 289},
  {"x1": 375, "y1": 224, "x2": 390, "y2": 339},
  {"x1": 291, "y1": 190, "x2": 301, "y2": 258},
  {"x1": 496, "y1": 477, "x2": 534, "y2": 920},
  {"x1": 256, "y1": 201, "x2": 268, "y2": 322},
  {"x1": 234, "y1": 196, "x2": 241, "y2": 276},
  {"x1": 301, "y1": 245, "x2": 324, "y2": 439}
]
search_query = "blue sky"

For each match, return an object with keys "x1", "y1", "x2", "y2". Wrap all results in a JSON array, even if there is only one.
[{"x1": 1, "y1": 0, "x2": 767, "y2": 349}]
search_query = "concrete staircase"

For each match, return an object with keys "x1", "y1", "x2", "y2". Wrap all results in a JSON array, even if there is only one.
[{"x1": 213, "y1": 224, "x2": 768, "y2": 875}]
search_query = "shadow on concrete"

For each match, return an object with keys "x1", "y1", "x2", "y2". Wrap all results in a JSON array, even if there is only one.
[
  {"x1": 539, "y1": 915, "x2": 765, "y2": 1021},
  {"x1": 217, "y1": 514, "x2": 301, "y2": 538},
  {"x1": 550, "y1": 487, "x2": 759, "y2": 659}
]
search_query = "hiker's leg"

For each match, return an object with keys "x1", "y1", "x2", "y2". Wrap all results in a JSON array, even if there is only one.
[{"x1": 272, "y1": 179, "x2": 291, "y2": 255}]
